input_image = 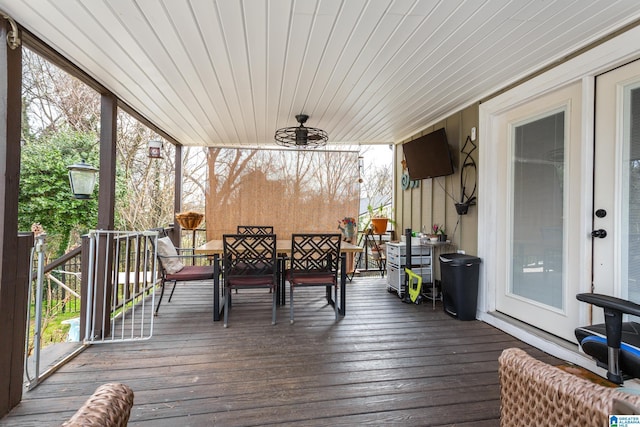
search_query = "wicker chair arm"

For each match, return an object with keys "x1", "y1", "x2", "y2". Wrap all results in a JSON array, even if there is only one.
[
  {"x1": 62, "y1": 382, "x2": 134, "y2": 427},
  {"x1": 499, "y1": 348, "x2": 640, "y2": 427}
]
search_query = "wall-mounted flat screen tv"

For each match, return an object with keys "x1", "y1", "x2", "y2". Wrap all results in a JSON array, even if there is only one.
[{"x1": 402, "y1": 128, "x2": 454, "y2": 180}]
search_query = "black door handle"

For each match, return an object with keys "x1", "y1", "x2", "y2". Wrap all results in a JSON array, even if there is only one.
[{"x1": 591, "y1": 229, "x2": 607, "y2": 238}]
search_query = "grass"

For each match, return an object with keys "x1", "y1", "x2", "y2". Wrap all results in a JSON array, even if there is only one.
[
  {"x1": 28, "y1": 301, "x2": 81, "y2": 352},
  {"x1": 41, "y1": 310, "x2": 79, "y2": 344}
]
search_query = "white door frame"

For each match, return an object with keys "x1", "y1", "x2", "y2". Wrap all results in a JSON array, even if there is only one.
[
  {"x1": 593, "y1": 62, "x2": 640, "y2": 305},
  {"x1": 478, "y1": 25, "x2": 640, "y2": 364},
  {"x1": 490, "y1": 82, "x2": 582, "y2": 342}
]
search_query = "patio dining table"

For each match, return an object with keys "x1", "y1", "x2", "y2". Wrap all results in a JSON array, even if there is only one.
[{"x1": 195, "y1": 239, "x2": 362, "y2": 322}]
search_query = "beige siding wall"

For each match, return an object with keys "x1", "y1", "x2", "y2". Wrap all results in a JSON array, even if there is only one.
[{"x1": 393, "y1": 103, "x2": 479, "y2": 256}]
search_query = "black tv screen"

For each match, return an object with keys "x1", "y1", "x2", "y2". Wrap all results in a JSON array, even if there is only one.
[{"x1": 402, "y1": 128, "x2": 454, "y2": 179}]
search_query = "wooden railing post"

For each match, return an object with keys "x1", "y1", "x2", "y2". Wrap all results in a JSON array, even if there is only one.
[
  {"x1": 0, "y1": 233, "x2": 33, "y2": 414},
  {"x1": 1, "y1": 233, "x2": 34, "y2": 413}
]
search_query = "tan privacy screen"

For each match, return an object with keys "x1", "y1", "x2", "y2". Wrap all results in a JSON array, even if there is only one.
[{"x1": 205, "y1": 148, "x2": 360, "y2": 241}]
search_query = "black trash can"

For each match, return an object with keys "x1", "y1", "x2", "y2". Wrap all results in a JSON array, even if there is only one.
[{"x1": 439, "y1": 253, "x2": 481, "y2": 320}]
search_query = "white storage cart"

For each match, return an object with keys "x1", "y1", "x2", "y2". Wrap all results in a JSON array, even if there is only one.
[{"x1": 386, "y1": 240, "x2": 451, "y2": 307}]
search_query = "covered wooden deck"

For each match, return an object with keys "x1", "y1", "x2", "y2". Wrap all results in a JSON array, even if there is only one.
[{"x1": 1, "y1": 275, "x2": 560, "y2": 426}]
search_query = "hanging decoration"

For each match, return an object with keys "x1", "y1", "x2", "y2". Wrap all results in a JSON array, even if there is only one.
[
  {"x1": 400, "y1": 159, "x2": 420, "y2": 190},
  {"x1": 455, "y1": 135, "x2": 477, "y2": 215},
  {"x1": 148, "y1": 140, "x2": 163, "y2": 158}
]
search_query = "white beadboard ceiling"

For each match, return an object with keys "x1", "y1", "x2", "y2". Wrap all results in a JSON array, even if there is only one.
[{"x1": 1, "y1": 0, "x2": 640, "y2": 147}]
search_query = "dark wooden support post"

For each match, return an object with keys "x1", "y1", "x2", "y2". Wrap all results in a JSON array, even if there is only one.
[
  {"x1": 0, "y1": 20, "x2": 23, "y2": 417},
  {"x1": 90, "y1": 94, "x2": 118, "y2": 338},
  {"x1": 170, "y1": 144, "x2": 183, "y2": 245},
  {"x1": 98, "y1": 93, "x2": 117, "y2": 231}
]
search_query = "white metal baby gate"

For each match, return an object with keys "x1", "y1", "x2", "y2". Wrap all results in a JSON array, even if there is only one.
[
  {"x1": 83, "y1": 230, "x2": 158, "y2": 344},
  {"x1": 25, "y1": 230, "x2": 160, "y2": 390}
]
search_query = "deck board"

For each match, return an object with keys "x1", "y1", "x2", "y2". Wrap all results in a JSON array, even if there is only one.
[{"x1": 1, "y1": 276, "x2": 561, "y2": 426}]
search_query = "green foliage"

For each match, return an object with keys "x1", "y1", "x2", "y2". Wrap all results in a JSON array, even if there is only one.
[
  {"x1": 28, "y1": 302, "x2": 79, "y2": 350},
  {"x1": 366, "y1": 203, "x2": 396, "y2": 223},
  {"x1": 43, "y1": 311, "x2": 77, "y2": 344},
  {"x1": 19, "y1": 129, "x2": 99, "y2": 256}
]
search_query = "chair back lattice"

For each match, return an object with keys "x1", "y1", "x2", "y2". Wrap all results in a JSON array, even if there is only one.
[
  {"x1": 223, "y1": 234, "x2": 277, "y2": 278},
  {"x1": 237, "y1": 225, "x2": 274, "y2": 235},
  {"x1": 290, "y1": 234, "x2": 341, "y2": 273}
]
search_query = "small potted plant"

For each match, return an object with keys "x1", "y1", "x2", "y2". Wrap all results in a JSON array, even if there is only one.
[
  {"x1": 431, "y1": 224, "x2": 447, "y2": 242},
  {"x1": 175, "y1": 211, "x2": 204, "y2": 230},
  {"x1": 368, "y1": 204, "x2": 392, "y2": 235}
]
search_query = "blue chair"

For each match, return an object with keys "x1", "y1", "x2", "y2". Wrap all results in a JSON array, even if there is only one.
[{"x1": 575, "y1": 293, "x2": 640, "y2": 384}]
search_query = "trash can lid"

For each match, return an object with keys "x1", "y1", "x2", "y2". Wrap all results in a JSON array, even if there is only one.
[{"x1": 439, "y1": 253, "x2": 481, "y2": 265}]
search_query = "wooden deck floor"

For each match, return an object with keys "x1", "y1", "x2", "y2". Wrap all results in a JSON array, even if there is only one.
[{"x1": 1, "y1": 275, "x2": 560, "y2": 426}]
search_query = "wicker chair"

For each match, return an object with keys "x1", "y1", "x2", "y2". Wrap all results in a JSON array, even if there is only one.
[
  {"x1": 499, "y1": 347, "x2": 640, "y2": 426},
  {"x1": 62, "y1": 383, "x2": 134, "y2": 427}
]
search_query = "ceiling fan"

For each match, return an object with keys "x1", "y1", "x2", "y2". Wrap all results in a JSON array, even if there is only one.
[{"x1": 274, "y1": 114, "x2": 328, "y2": 148}]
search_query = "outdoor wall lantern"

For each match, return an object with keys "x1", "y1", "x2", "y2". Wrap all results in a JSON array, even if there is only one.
[
  {"x1": 148, "y1": 140, "x2": 163, "y2": 158},
  {"x1": 67, "y1": 160, "x2": 98, "y2": 199}
]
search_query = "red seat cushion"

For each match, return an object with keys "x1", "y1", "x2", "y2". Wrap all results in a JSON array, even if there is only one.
[
  {"x1": 165, "y1": 265, "x2": 214, "y2": 281},
  {"x1": 287, "y1": 271, "x2": 336, "y2": 286},
  {"x1": 227, "y1": 275, "x2": 275, "y2": 287}
]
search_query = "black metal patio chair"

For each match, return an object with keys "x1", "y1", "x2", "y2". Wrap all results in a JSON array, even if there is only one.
[
  {"x1": 237, "y1": 225, "x2": 274, "y2": 235},
  {"x1": 222, "y1": 233, "x2": 278, "y2": 327},
  {"x1": 287, "y1": 233, "x2": 342, "y2": 324},
  {"x1": 152, "y1": 230, "x2": 214, "y2": 316}
]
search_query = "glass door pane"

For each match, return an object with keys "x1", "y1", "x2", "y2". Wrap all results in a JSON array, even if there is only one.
[
  {"x1": 511, "y1": 111, "x2": 565, "y2": 308},
  {"x1": 624, "y1": 86, "x2": 640, "y2": 302}
]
